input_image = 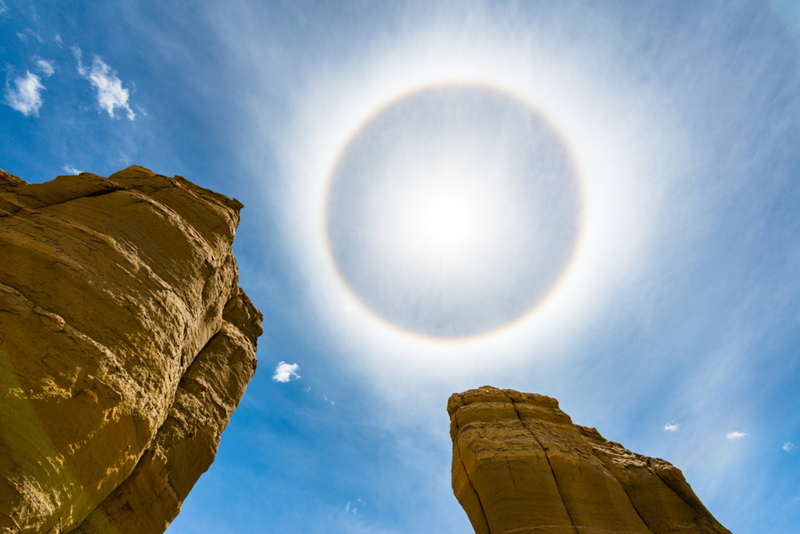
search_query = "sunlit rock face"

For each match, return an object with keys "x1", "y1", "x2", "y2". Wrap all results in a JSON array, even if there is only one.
[
  {"x1": 0, "y1": 166, "x2": 262, "y2": 534},
  {"x1": 449, "y1": 386, "x2": 731, "y2": 534},
  {"x1": 327, "y1": 85, "x2": 580, "y2": 338}
]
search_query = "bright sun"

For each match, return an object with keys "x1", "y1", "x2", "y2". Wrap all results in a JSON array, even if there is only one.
[{"x1": 396, "y1": 184, "x2": 482, "y2": 260}]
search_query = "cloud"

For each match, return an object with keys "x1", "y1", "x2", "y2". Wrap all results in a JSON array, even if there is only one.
[
  {"x1": 3, "y1": 71, "x2": 45, "y2": 117},
  {"x1": 663, "y1": 421, "x2": 680, "y2": 432},
  {"x1": 784, "y1": 442, "x2": 796, "y2": 453},
  {"x1": 73, "y1": 47, "x2": 135, "y2": 120},
  {"x1": 727, "y1": 431, "x2": 749, "y2": 441},
  {"x1": 54, "y1": 34, "x2": 62, "y2": 47},
  {"x1": 0, "y1": 1, "x2": 7, "y2": 16},
  {"x1": 33, "y1": 57, "x2": 55, "y2": 77},
  {"x1": 272, "y1": 361, "x2": 300, "y2": 382},
  {"x1": 63, "y1": 165, "x2": 82, "y2": 175},
  {"x1": 16, "y1": 29, "x2": 42, "y2": 43}
]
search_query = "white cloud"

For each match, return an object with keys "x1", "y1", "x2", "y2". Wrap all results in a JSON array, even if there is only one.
[
  {"x1": 73, "y1": 48, "x2": 135, "y2": 120},
  {"x1": 0, "y1": 1, "x2": 8, "y2": 16},
  {"x1": 63, "y1": 165, "x2": 82, "y2": 175},
  {"x1": 727, "y1": 431, "x2": 749, "y2": 441},
  {"x1": 4, "y1": 71, "x2": 45, "y2": 116},
  {"x1": 33, "y1": 57, "x2": 55, "y2": 77},
  {"x1": 784, "y1": 442, "x2": 796, "y2": 453},
  {"x1": 272, "y1": 361, "x2": 300, "y2": 382},
  {"x1": 663, "y1": 421, "x2": 680, "y2": 432},
  {"x1": 54, "y1": 34, "x2": 62, "y2": 47},
  {"x1": 16, "y1": 29, "x2": 42, "y2": 43}
]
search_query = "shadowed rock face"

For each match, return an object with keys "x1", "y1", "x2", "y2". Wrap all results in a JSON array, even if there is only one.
[
  {"x1": 0, "y1": 166, "x2": 262, "y2": 534},
  {"x1": 448, "y1": 386, "x2": 731, "y2": 534}
]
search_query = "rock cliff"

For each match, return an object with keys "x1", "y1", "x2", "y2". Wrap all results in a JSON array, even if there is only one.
[
  {"x1": 449, "y1": 386, "x2": 730, "y2": 534},
  {"x1": 0, "y1": 166, "x2": 262, "y2": 534}
]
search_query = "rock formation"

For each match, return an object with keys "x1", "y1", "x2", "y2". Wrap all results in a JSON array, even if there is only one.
[
  {"x1": 449, "y1": 386, "x2": 730, "y2": 534},
  {"x1": 0, "y1": 166, "x2": 262, "y2": 534}
]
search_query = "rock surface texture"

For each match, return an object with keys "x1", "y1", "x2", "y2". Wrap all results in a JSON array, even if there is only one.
[
  {"x1": 0, "y1": 166, "x2": 262, "y2": 534},
  {"x1": 449, "y1": 386, "x2": 730, "y2": 534}
]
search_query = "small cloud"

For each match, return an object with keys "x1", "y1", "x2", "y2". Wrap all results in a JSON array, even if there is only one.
[
  {"x1": 54, "y1": 34, "x2": 62, "y2": 47},
  {"x1": 119, "y1": 152, "x2": 130, "y2": 166},
  {"x1": 344, "y1": 502, "x2": 350, "y2": 513},
  {"x1": 302, "y1": 386, "x2": 311, "y2": 393},
  {"x1": 0, "y1": 1, "x2": 8, "y2": 16},
  {"x1": 784, "y1": 442, "x2": 796, "y2": 453},
  {"x1": 4, "y1": 71, "x2": 45, "y2": 116},
  {"x1": 663, "y1": 421, "x2": 680, "y2": 432},
  {"x1": 63, "y1": 165, "x2": 82, "y2": 175},
  {"x1": 727, "y1": 431, "x2": 749, "y2": 441},
  {"x1": 16, "y1": 29, "x2": 42, "y2": 43},
  {"x1": 33, "y1": 57, "x2": 54, "y2": 77},
  {"x1": 73, "y1": 48, "x2": 135, "y2": 120},
  {"x1": 272, "y1": 361, "x2": 300, "y2": 382}
]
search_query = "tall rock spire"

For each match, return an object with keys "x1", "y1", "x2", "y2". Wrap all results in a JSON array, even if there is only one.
[{"x1": 449, "y1": 386, "x2": 730, "y2": 534}]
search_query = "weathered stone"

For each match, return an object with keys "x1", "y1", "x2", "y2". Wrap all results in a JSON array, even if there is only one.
[
  {"x1": 0, "y1": 166, "x2": 262, "y2": 534},
  {"x1": 449, "y1": 386, "x2": 730, "y2": 534}
]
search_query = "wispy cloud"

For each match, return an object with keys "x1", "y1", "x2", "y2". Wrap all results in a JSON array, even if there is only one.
[
  {"x1": 0, "y1": 1, "x2": 8, "y2": 16},
  {"x1": 727, "y1": 431, "x2": 749, "y2": 441},
  {"x1": 3, "y1": 71, "x2": 45, "y2": 116},
  {"x1": 16, "y1": 29, "x2": 42, "y2": 43},
  {"x1": 663, "y1": 421, "x2": 680, "y2": 432},
  {"x1": 33, "y1": 57, "x2": 54, "y2": 77},
  {"x1": 784, "y1": 442, "x2": 796, "y2": 453},
  {"x1": 272, "y1": 361, "x2": 300, "y2": 382},
  {"x1": 63, "y1": 165, "x2": 82, "y2": 175},
  {"x1": 73, "y1": 47, "x2": 135, "y2": 120},
  {"x1": 344, "y1": 501, "x2": 358, "y2": 514},
  {"x1": 54, "y1": 34, "x2": 62, "y2": 47}
]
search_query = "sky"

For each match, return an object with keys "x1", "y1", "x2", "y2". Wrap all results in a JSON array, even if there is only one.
[{"x1": 2, "y1": 1, "x2": 800, "y2": 532}]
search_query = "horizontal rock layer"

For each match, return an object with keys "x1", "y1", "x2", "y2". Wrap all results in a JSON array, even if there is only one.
[
  {"x1": 0, "y1": 166, "x2": 262, "y2": 534},
  {"x1": 449, "y1": 386, "x2": 730, "y2": 534}
]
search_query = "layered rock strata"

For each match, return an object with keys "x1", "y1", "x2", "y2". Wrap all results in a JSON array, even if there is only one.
[
  {"x1": 449, "y1": 386, "x2": 730, "y2": 534},
  {"x1": 0, "y1": 166, "x2": 262, "y2": 534}
]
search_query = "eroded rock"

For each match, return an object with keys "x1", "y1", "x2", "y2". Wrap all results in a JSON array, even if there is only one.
[
  {"x1": 449, "y1": 386, "x2": 730, "y2": 534},
  {"x1": 0, "y1": 166, "x2": 262, "y2": 534}
]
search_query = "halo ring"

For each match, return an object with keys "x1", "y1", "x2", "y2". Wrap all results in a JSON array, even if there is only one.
[{"x1": 320, "y1": 80, "x2": 586, "y2": 344}]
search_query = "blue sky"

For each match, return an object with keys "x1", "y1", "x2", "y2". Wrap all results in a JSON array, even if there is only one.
[{"x1": 2, "y1": 1, "x2": 800, "y2": 532}]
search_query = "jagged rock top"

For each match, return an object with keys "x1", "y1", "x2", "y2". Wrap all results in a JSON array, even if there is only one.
[
  {"x1": 0, "y1": 166, "x2": 262, "y2": 534},
  {"x1": 449, "y1": 386, "x2": 730, "y2": 534}
]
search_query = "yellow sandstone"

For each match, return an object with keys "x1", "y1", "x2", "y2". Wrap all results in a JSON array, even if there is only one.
[
  {"x1": 449, "y1": 386, "x2": 730, "y2": 534},
  {"x1": 0, "y1": 166, "x2": 262, "y2": 534}
]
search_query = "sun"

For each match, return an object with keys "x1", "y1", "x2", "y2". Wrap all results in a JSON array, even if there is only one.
[{"x1": 392, "y1": 182, "x2": 485, "y2": 262}]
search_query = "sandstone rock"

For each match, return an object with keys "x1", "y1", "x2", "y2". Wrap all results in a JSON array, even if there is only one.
[
  {"x1": 0, "y1": 166, "x2": 262, "y2": 534},
  {"x1": 449, "y1": 386, "x2": 730, "y2": 534}
]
